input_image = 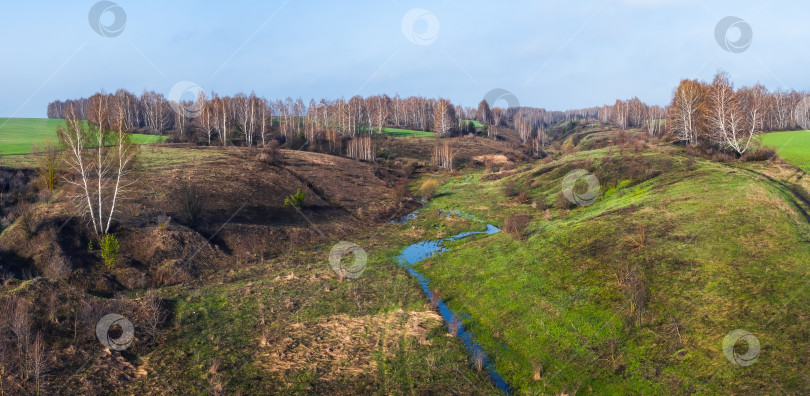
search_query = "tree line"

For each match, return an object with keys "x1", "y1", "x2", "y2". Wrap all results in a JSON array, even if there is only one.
[
  {"x1": 598, "y1": 99, "x2": 667, "y2": 137},
  {"x1": 535, "y1": 71, "x2": 810, "y2": 156},
  {"x1": 666, "y1": 71, "x2": 809, "y2": 154},
  {"x1": 49, "y1": 91, "x2": 480, "y2": 144},
  {"x1": 50, "y1": 72, "x2": 801, "y2": 158},
  {"x1": 47, "y1": 89, "x2": 591, "y2": 151}
]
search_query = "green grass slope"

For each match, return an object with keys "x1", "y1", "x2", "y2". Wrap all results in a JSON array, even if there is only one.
[
  {"x1": 0, "y1": 117, "x2": 166, "y2": 155},
  {"x1": 415, "y1": 146, "x2": 810, "y2": 394}
]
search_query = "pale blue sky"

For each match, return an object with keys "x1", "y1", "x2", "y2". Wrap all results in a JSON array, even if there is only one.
[{"x1": 0, "y1": 0, "x2": 807, "y2": 117}]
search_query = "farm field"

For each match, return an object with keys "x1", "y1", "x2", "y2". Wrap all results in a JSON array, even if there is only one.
[
  {"x1": 0, "y1": 117, "x2": 166, "y2": 155},
  {"x1": 761, "y1": 130, "x2": 810, "y2": 172}
]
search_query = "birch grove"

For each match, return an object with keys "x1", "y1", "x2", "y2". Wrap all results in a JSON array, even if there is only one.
[{"x1": 665, "y1": 72, "x2": 772, "y2": 154}]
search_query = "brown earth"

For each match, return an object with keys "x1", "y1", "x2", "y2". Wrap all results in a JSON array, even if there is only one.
[{"x1": 259, "y1": 309, "x2": 443, "y2": 383}]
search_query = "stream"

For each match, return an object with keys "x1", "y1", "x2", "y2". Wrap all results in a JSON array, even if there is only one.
[{"x1": 393, "y1": 210, "x2": 512, "y2": 394}]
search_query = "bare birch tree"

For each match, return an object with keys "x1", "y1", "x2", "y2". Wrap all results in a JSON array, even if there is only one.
[
  {"x1": 433, "y1": 98, "x2": 456, "y2": 137},
  {"x1": 30, "y1": 332, "x2": 45, "y2": 395},
  {"x1": 667, "y1": 79, "x2": 705, "y2": 145},
  {"x1": 58, "y1": 95, "x2": 137, "y2": 235}
]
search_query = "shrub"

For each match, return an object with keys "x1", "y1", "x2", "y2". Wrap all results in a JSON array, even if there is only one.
[
  {"x1": 100, "y1": 234, "x2": 120, "y2": 268},
  {"x1": 33, "y1": 143, "x2": 59, "y2": 190},
  {"x1": 561, "y1": 140, "x2": 575, "y2": 154},
  {"x1": 257, "y1": 141, "x2": 280, "y2": 165},
  {"x1": 503, "y1": 214, "x2": 531, "y2": 238},
  {"x1": 533, "y1": 197, "x2": 548, "y2": 211},
  {"x1": 419, "y1": 179, "x2": 440, "y2": 199},
  {"x1": 284, "y1": 188, "x2": 306, "y2": 207},
  {"x1": 503, "y1": 179, "x2": 518, "y2": 197},
  {"x1": 173, "y1": 182, "x2": 206, "y2": 226},
  {"x1": 515, "y1": 191, "x2": 531, "y2": 204},
  {"x1": 18, "y1": 210, "x2": 36, "y2": 239},
  {"x1": 554, "y1": 191, "x2": 575, "y2": 210},
  {"x1": 43, "y1": 252, "x2": 71, "y2": 281},
  {"x1": 711, "y1": 152, "x2": 735, "y2": 162},
  {"x1": 742, "y1": 146, "x2": 777, "y2": 162},
  {"x1": 394, "y1": 183, "x2": 408, "y2": 201}
]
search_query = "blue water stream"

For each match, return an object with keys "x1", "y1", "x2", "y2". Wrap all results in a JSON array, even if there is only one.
[{"x1": 393, "y1": 212, "x2": 512, "y2": 394}]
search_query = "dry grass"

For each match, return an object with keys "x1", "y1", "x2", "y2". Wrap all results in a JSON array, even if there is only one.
[
  {"x1": 259, "y1": 309, "x2": 442, "y2": 382},
  {"x1": 419, "y1": 179, "x2": 440, "y2": 199}
]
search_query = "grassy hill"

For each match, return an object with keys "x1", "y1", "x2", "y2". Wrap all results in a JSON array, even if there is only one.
[
  {"x1": 0, "y1": 118, "x2": 166, "y2": 155},
  {"x1": 411, "y1": 145, "x2": 810, "y2": 393}
]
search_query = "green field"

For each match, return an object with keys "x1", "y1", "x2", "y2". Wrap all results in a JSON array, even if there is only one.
[
  {"x1": 0, "y1": 117, "x2": 167, "y2": 155},
  {"x1": 359, "y1": 125, "x2": 435, "y2": 138},
  {"x1": 761, "y1": 130, "x2": 810, "y2": 172},
  {"x1": 382, "y1": 127, "x2": 435, "y2": 138},
  {"x1": 465, "y1": 119, "x2": 485, "y2": 128}
]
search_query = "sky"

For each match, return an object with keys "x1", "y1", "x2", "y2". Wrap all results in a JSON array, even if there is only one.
[{"x1": 0, "y1": 0, "x2": 808, "y2": 118}]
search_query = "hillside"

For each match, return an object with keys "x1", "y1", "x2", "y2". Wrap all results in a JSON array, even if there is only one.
[
  {"x1": 2, "y1": 125, "x2": 810, "y2": 394},
  {"x1": 0, "y1": 143, "x2": 499, "y2": 394},
  {"x1": 412, "y1": 141, "x2": 810, "y2": 393}
]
